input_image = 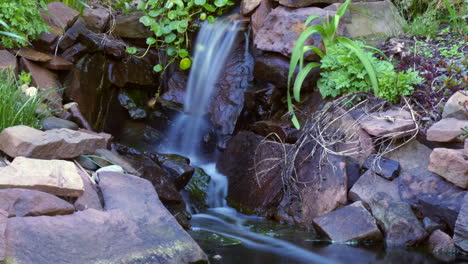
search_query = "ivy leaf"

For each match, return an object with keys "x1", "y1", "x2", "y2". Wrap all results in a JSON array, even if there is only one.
[
  {"x1": 165, "y1": 33, "x2": 177, "y2": 43},
  {"x1": 179, "y1": 49, "x2": 189, "y2": 58},
  {"x1": 153, "y1": 64, "x2": 163, "y2": 72},
  {"x1": 172, "y1": 0, "x2": 184, "y2": 8},
  {"x1": 179, "y1": 58, "x2": 192, "y2": 70},
  {"x1": 125, "y1": 47, "x2": 138, "y2": 54},
  {"x1": 139, "y1": 16, "x2": 153, "y2": 26},
  {"x1": 207, "y1": 15, "x2": 215, "y2": 23},
  {"x1": 168, "y1": 10, "x2": 177, "y2": 20},
  {"x1": 203, "y1": 4, "x2": 216, "y2": 12},
  {"x1": 167, "y1": 46, "x2": 177, "y2": 56},
  {"x1": 214, "y1": 0, "x2": 228, "y2": 7},
  {"x1": 200, "y1": 13, "x2": 207, "y2": 21},
  {"x1": 194, "y1": 0, "x2": 206, "y2": 5},
  {"x1": 146, "y1": 37, "x2": 157, "y2": 45}
]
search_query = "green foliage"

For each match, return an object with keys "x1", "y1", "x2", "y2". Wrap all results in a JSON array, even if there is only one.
[
  {"x1": 459, "y1": 126, "x2": 468, "y2": 140},
  {"x1": 0, "y1": 70, "x2": 48, "y2": 132},
  {"x1": 318, "y1": 42, "x2": 423, "y2": 103},
  {"x1": 18, "y1": 72, "x2": 32, "y2": 86},
  {"x1": 0, "y1": 0, "x2": 50, "y2": 48},
  {"x1": 288, "y1": 0, "x2": 378, "y2": 129},
  {"x1": 403, "y1": 9, "x2": 440, "y2": 37},
  {"x1": 439, "y1": 42, "x2": 464, "y2": 59},
  {"x1": 133, "y1": 0, "x2": 234, "y2": 72}
]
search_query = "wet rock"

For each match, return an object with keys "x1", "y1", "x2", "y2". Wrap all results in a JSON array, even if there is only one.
[
  {"x1": 209, "y1": 37, "x2": 254, "y2": 149},
  {"x1": 103, "y1": 38, "x2": 127, "y2": 59},
  {"x1": 0, "y1": 125, "x2": 107, "y2": 159},
  {"x1": 428, "y1": 148, "x2": 468, "y2": 189},
  {"x1": 363, "y1": 155, "x2": 400, "y2": 180},
  {"x1": 112, "y1": 11, "x2": 152, "y2": 38},
  {"x1": 148, "y1": 153, "x2": 194, "y2": 191},
  {"x1": 32, "y1": 23, "x2": 62, "y2": 52},
  {"x1": 276, "y1": 144, "x2": 347, "y2": 227},
  {"x1": 384, "y1": 139, "x2": 432, "y2": 174},
  {"x1": 397, "y1": 169, "x2": 466, "y2": 230},
  {"x1": 0, "y1": 188, "x2": 74, "y2": 217},
  {"x1": 83, "y1": 7, "x2": 110, "y2": 33},
  {"x1": 118, "y1": 89, "x2": 148, "y2": 119},
  {"x1": 242, "y1": 82, "x2": 283, "y2": 122},
  {"x1": 313, "y1": 201, "x2": 382, "y2": 243},
  {"x1": 349, "y1": 170, "x2": 400, "y2": 204},
  {"x1": 426, "y1": 230, "x2": 456, "y2": 254},
  {"x1": 423, "y1": 217, "x2": 446, "y2": 234},
  {"x1": 185, "y1": 167, "x2": 211, "y2": 213},
  {"x1": 218, "y1": 131, "x2": 284, "y2": 216},
  {"x1": 42, "y1": 116, "x2": 79, "y2": 131},
  {"x1": 60, "y1": 43, "x2": 88, "y2": 63},
  {"x1": 64, "y1": 53, "x2": 114, "y2": 130},
  {"x1": 93, "y1": 149, "x2": 138, "y2": 175},
  {"x1": 118, "y1": 121, "x2": 165, "y2": 151},
  {"x1": 15, "y1": 48, "x2": 53, "y2": 62},
  {"x1": 42, "y1": 56, "x2": 73, "y2": 71},
  {"x1": 277, "y1": 0, "x2": 342, "y2": 8},
  {"x1": 369, "y1": 192, "x2": 427, "y2": 247},
  {"x1": 250, "y1": 0, "x2": 273, "y2": 37},
  {"x1": 108, "y1": 56, "x2": 156, "y2": 87},
  {"x1": 0, "y1": 210, "x2": 5, "y2": 261},
  {"x1": 254, "y1": 6, "x2": 337, "y2": 60},
  {"x1": 454, "y1": 194, "x2": 468, "y2": 253},
  {"x1": 250, "y1": 120, "x2": 297, "y2": 143},
  {"x1": 20, "y1": 58, "x2": 62, "y2": 108},
  {"x1": 332, "y1": 0, "x2": 405, "y2": 46},
  {"x1": 241, "y1": 0, "x2": 262, "y2": 14},
  {"x1": 43, "y1": 2, "x2": 79, "y2": 31},
  {"x1": 58, "y1": 18, "x2": 91, "y2": 51},
  {"x1": 148, "y1": 98, "x2": 184, "y2": 131},
  {"x1": 4, "y1": 172, "x2": 208, "y2": 264},
  {"x1": 359, "y1": 109, "x2": 416, "y2": 138},
  {"x1": 442, "y1": 91, "x2": 467, "y2": 119},
  {"x1": 74, "y1": 168, "x2": 103, "y2": 211},
  {"x1": 79, "y1": 129, "x2": 113, "y2": 148},
  {"x1": 0, "y1": 157, "x2": 84, "y2": 197},
  {"x1": 161, "y1": 69, "x2": 188, "y2": 104},
  {"x1": 427, "y1": 118, "x2": 467, "y2": 142},
  {"x1": 0, "y1": 50, "x2": 17, "y2": 73}
]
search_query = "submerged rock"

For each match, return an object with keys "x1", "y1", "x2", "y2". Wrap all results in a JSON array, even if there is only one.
[
  {"x1": 0, "y1": 125, "x2": 107, "y2": 159},
  {"x1": 3, "y1": 172, "x2": 208, "y2": 264},
  {"x1": 0, "y1": 188, "x2": 74, "y2": 217},
  {"x1": 369, "y1": 192, "x2": 427, "y2": 247},
  {"x1": 0, "y1": 157, "x2": 84, "y2": 197},
  {"x1": 313, "y1": 201, "x2": 382, "y2": 243}
]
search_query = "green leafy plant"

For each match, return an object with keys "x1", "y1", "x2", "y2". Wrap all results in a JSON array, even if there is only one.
[
  {"x1": 0, "y1": 0, "x2": 50, "y2": 48},
  {"x1": 0, "y1": 69, "x2": 48, "y2": 132},
  {"x1": 287, "y1": 0, "x2": 377, "y2": 129},
  {"x1": 441, "y1": 0, "x2": 467, "y2": 34},
  {"x1": 18, "y1": 71, "x2": 32, "y2": 86},
  {"x1": 130, "y1": 0, "x2": 235, "y2": 72},
  {"x1": 318, "y1": 41, "x2": 423, "y2": 103}
]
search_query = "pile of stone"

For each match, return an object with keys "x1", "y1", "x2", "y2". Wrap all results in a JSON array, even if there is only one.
[{"x1": 0, "y1": 125, "x2": 207, "y2": 264}]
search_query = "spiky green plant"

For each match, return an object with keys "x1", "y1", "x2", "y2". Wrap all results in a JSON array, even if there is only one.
[{"x1": 287, "y1": 0, "x2": 378, "y2": 129}]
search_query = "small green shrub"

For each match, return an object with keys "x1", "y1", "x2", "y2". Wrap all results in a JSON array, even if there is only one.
[
  {"x1": 18, "y1": 71, "x2": 32, "y2": 86},
  {"x1": 129, "y1": 0, "x2": 235, "y2": 72},
  {"x1": 0, "y1": 0, "x2": 50, "y2": 48},
  {"x1": 318, "y1": 42, "x2": 423, "y2": 103},
  {"x1": 0, "y1": 70, "x2": 48, "y2": 132}
]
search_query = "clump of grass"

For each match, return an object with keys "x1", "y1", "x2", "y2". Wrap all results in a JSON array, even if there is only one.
[{"x1": 0, "y1": 69, "x2": 49, "y2": 132}]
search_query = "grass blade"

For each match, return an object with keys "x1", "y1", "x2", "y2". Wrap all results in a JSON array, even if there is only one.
[{"x1": 293, "y1": 62, "x2": 320, "y2": 102}]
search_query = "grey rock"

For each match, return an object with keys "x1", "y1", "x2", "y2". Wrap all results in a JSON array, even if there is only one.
[
  {"x1": 428, "y1": 148, "x2": 468, "y2": 189},
  {"x1": 94, "y1": 149, "x2": 138, "y2": 175},
  {"x1": 427, "y1": 118, "x2": 468, "y2": 142},
  {"x1": 426, "y1": 229, "x2": 456, "y2": 254},
  {"x1": 363, "y1": 154, "x2": 400, "y2": 180},
  {"x1": 454, "y1": 194, "x2": 468, "y2": 253},
  {"x1": 42, "y1": 116, "x2": 79, "y2": 131},
  {"x1": 349, "y1": 170, "x2": 400, "y2": 204}
]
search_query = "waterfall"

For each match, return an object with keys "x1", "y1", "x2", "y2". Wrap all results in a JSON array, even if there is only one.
[{"x1": 166, "y1": 20, "x2": 240, "y2": 157}]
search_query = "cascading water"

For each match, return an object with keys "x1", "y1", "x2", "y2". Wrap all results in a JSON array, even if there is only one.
[{"x1": 163, "y1": 19, "x2": 336, "y2": 264}]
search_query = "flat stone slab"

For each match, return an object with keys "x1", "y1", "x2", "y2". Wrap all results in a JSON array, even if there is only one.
[
  {"x1": 349, "y1": 170, "x2": 400, "y2": 204},
  {"x1": 428, "y1": 148, "x2": 468, "y2": 189},
  {"x1": 0, "y1": 125, "x2": 107, "y2": 159},
  {"x1": 313, "y1": 201, "x2": 382, "y2": 243},
  {"x1": 0, "y1": 157, "x2": 84, "y2": 197},
  {"x1": 0, "y1": 188, "x2": 74, "y2": 217},
  {"x1": 16, "y1": 48, "x2": 53, "y2": 62},
  {"x1": 3, "y1": 172, "x2": 208, "y2": 264},
  {"x1": 359, "y1": 109, "x2": 416, "y2": 138},
  {"x1": 427, "y1": 118, "x2": 468, "y2": 142}
]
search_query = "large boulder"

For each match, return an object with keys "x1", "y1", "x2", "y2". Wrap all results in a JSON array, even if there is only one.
[
  {"x1": 217, "y1": 131, "x2": 284, "y2": 216},
  {"x1": 427, "y1": 118, "x2": 467, "y2": 143},
  {"x1": 369, "y1": 192, "x2": 427, "y2": 247},
  {"x1": 3, "y1": 172, "x2": 208, "y2": 264},
  {"x1": 254, "y1": 6, "x2": 337, "y2": 60},
  {"x1": 0, "y1": 189, "x2": 74, "y2": 217},
  {"x1": 428, "y1": 148, "x2": 468, "y2": 189},
  {"x1": 397, "y1": 169, "x2": 466, "y2": 230},
  {"x1": 0, "y1": 125, "x2": 107, "y2": 159},
  {"x1": 313, "y1": 201, "x2": 382, "y2": 243},
  {"x1": 384, "y1": 139, "x2": 432, "y2": 174},
  {"x1": 0, "y1": 157, "x2": 84, "y2": 197},
  {"x1": 454, "y1": 193, "x2": 468, "y2": 253}
]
